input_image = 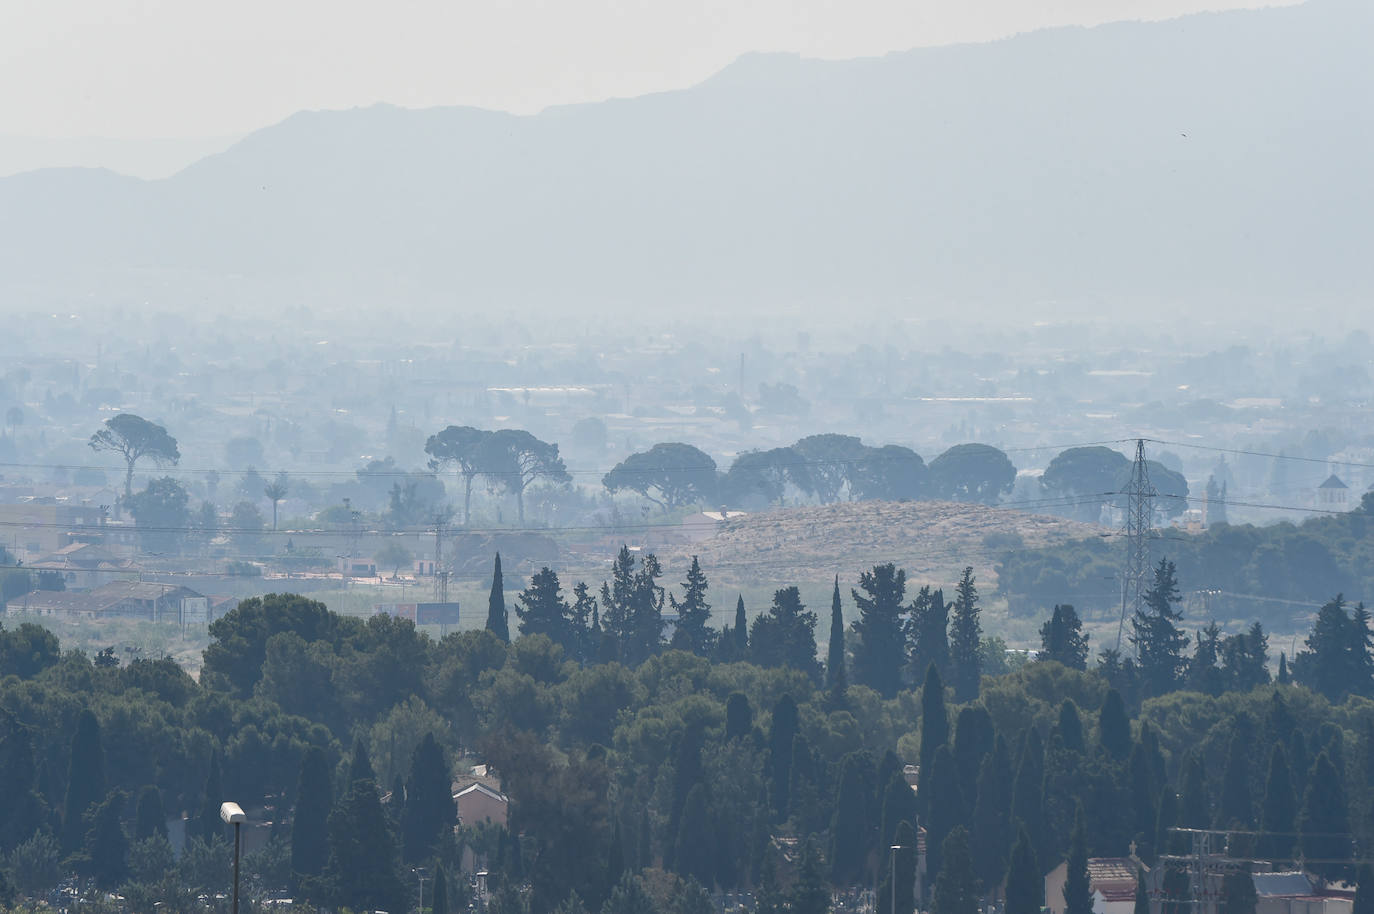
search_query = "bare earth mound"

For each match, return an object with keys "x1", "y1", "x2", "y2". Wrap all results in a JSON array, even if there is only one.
[{"x1": 657, "y1": 500, "x2": 1101, "y2": 589}]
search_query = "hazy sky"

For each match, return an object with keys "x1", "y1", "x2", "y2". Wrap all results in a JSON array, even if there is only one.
[{"x1": 4, "y1": 0, "x2": 1296, "y2": 140}]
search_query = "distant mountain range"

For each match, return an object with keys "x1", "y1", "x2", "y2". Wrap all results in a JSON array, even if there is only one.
[{"x1": 2, "y1": 0, "x2": 1369, "y2": 323}]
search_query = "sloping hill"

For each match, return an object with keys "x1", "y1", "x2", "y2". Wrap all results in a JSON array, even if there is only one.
[
  {"x1": 1, "y1": 0, "x2": 1369, "y2": 320},
  {"x1": 656, "y1": 500, "x2": 1101, "y2": 588}
]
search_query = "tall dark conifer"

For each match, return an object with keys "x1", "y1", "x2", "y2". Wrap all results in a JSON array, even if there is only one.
[
  {"x1": 668, "y1": 556, "x2": 713, "y2": 656},
  {"x1": 948, "y1": 567, "x2": 983, "y2": 701},
  {"x1": 291, "y1": 746, "x2": 333, "y2": 893},
  {"x1": 1098, "y1": 689, "x2": 1131, "y2": 761},
  {"x1": 1065, "y1": 804, "x2": 1093, "y2": 914},
  {"x1": 487, "y1": 553, "x2": 509, "y2": 641},
  {"x1": 1131, "y1": 558, "x2": 1188, "y2": 697},
  {"x1": 401, "y1": 732, "x2": 455, "y2": 863},
  {"x1": 134, "y1": 785, "x2": 167, "y2": 841},
  {"x1": 1299, "y1": 751, "x2": 1350, "y2": 879},
  {"x1": 62, "y1": 709, "x2": 105, "y2": 853},
  {"x1": 1218, "y1": 728, "x2": 1255, "y2": 828},
  {"x1": 851, "y1": 563, "x2": 908, "y2": 698},
  {"x1": 919, "y1": 663, "x2": 950, "y2": 807},
  {"x1": 320, "y1": 777, "x2": 407, "y2": 914},
  {"x1": 930, "y1": 826, "x2": 978, "y2": 914},
  {"x1": 971, "y1": 736, "x2": 1013, "y2": 893},
  {"x1": 1011, "y1": 728, "x2": 1046, "y2": 871},
  {"x1": 196, "y1": 751, "x2": 224, "y2": 844},
  {"x1": 1005, "y1": 824, "x2": 1042, "y2": 914},
  {"x1": 827, "y1": 576, "x2": 847, "y2": 697},
  {"x1": 734, "y1": 596, "x2": 748, "y2": 653}
]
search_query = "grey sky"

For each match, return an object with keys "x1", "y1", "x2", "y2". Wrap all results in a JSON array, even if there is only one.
[{"x1": 4, "y1": 0, "x2": 1295, "y2": 142}]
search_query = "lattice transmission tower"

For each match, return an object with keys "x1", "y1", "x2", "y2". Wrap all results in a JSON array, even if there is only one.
[{"x1": 1117, "y1": 438, "x2": 1156, "y2": 652}]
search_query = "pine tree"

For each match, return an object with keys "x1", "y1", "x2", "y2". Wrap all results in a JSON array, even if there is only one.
[
  {"x1": 827, "y1": 576, "x2": 847, "y2": 697},
  {"x1": 487, "y1": 553, "x2": 510, "y2": 641},
  {"x1": 1259, "y1": 744, "x2": 1297, "y2": 862},
  {"x1": 930, "y1": 826, "x2": 979, "y2": 914},
  {"x1": 908, "y1": 585, "x2": 951, "y2": 683},
  {"x1": 948, "y1": 567, "x2": 983, "y2": 701},
  {"x1": 401, "y1": 732, "x2": 455, "y2": 863},
  {"x1": 668, "y1": 556, "x2": 714, "y2": 656},
  {"x1": 1099, "y1": 689, "x2": 1131, "y2": 761},
  {"x1": 749, "y1": 587, "x2": 819, "y2": 680},
  {"x1": 515, "y1": 566, "x2": 572, "y2": 645},
  {"x1": 1039, "y1": 605, "x2": 1090, "y2": 670},
  {"x1": 1005, "y1": 824, "x2": 1042, "y2": 914},
  {"x1": 62, "y1": 708, "x2": 105, "y2": 853},
  {"x1": 851, "y1": 563, "x2": 908, "y2": 698},
  {"x1": 1299, "y1": 751, "x2": 1350, "y2": 880},
  {"x1": 291, "y1": 746, "x2": 333, "y2": 892},
  {"x1": 134, "y1": 785, "x2": 167, "y2": 841},
  {"x1": 320, "y1": 776, "x2": 407, "y2": 914},
  {"x1": 1065, "y1": 804, "x2": 1093, "y2": 914},
  {"x1": 1131, "y1": 558, "x2": 1188, "y2": 697}
]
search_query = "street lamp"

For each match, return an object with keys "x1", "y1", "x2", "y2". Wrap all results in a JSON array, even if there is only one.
[
  {"x1": 890, "y1": 844, "x2": 908, "y2": 914},
  {"x1": 220, "y1": 802, "x2": 245, "y2": 914}
]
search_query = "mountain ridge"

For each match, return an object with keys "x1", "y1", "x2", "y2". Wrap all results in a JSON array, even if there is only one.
[{"x1": 1, "y1": 0, "x2": 1368, "y2": 322}]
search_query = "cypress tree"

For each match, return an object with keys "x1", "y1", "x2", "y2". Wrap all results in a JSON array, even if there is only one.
[
  {"x1": 725, "y1": 692, "x2": 753, "y2": 742},
  {"x1": 487, "y1": 553, "x2": 509, "y2": 642},
  {"x1": 400, "y1": 732, "x2": 455, "y2": 863},
  {"x1": 675, "y1": 783, "x2": 713, "y2": 888},
  {"x1": 734, "y1": 595, "x2": 748, "y2": 653},
  {"x1": 62, "y1": 708, "x2": 105, "y2": 853},
  {"x1": 930, "y1": 825, "x2": 979, "y2": 914},
  {"x1": 881, "y1": 768, "x2": 919, "y2": 851},
  {"x1": 1134, "y1": 868, "x2": 1150, "y2": 914},
  {"x1": 971, "y1": 737, "x2": 1013, "y2": 893},
  {"x1": 1154, "y1": 788, "x2": 1179, "y2": 861},
  {"x1": 1299, "y1": 751, "x2": 1350, "y2": 880},
  {"x1": 1128, "y1": 741, "x2": 1158, "y2": 857},
  {"x1": 134, "y1": 785, "x2": 167, "y2": 841},
  {"x1": 432, "y1": 866, "x2": 450, "y2": 914},
  {"x1": 1179, "y1": 754, "x2": 1210, "y2": 829},
  {"x1": 1005, "y1": 824, "x2": 1042, "y2": 914},
  {"x1": 1065, "y1": 804, "x2": 1093, "y2": 914},
  {"x1": 0, "y1": 709, "x2": 45, "y2": 856},
  {"x1": 196, "y1": 751, "x2": 224, "y2": 844},
  {"x1": 606, "y1": 819, "x2": 625, "y2": 891},
  {"x1": 830, "y1": 752, "x2": 877, "y2": 886},
  {"x1": 1099, "y1": 689, "x2": 1131, "y2": 761},
  {"x1": 919, "y1": 663, "x2": 950, "y2": 810},
  {"x1": 291, "y1": 746, "x2": 333, "y2": 892},
  {"x1": 878, "y1": 819, "x2": 918, "y2": 914},
  {"x1": 926, "y1": 745, "x2": 965, "y2": 881},
  {"x1": 827, "y1": 576, "x2": 847, "y2": 697},
  {"x1": 767, "y1": 695, "x2": 799, "y2": 821},
  {"x1": 320, "y1": 776, "x2": 407, "y2": 914},
  {"x1": 1289, "y1": 729, "x2": 1309, "y2": 800},
  {"x1": 909, "y1": 586, "x2": 951, "y2": 683},
  {"x1": 1277, "y1": 652, "x2": 1290, "y2": 685},
  {"x1": 666, "y1": 721, "x2": 706, "y2": 868},
  {"x1": 948, "y1": 567, "x2": 983, "y2": 701},
  {"x1": 1223, "y1": 866, "x2": 1258, "y2": 914},
  {"x1": 1259, "y1": 744, "x2": 1297, "y2": 863},
  {"x1": 1218, "y1": 728, "x2": 1254, "y2": 828},
  {"x1": 953, "y1": 705, "x2": 995, "y2": 821},
  {"x1": 349, "y1": 739, "x2": 375, "y2": 784},
  {"x1": 1354, "y1": 864, "x2": 1374, "y2": 914},
  {"x1": 792, "y1": 838, "x2": 831, "y2": 914},
  {"x1": 84, "y1": 788, "x2": 129, "y2": 889},
  {"x1": 1011, "y1": 728, "x2": 1046, "y2": 872},
  {"x1": 1057, "y1": 700, "x2": 1085, "y2": 753}
]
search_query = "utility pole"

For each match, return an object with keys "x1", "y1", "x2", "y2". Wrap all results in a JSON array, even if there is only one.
[
  {"x1": 1117, "y1": 438, "x2": 1156, "y2": 652},
  {"x1": 434, "y1": 514, "x2": 451, "y2": 636}
]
